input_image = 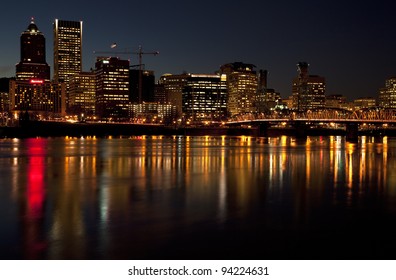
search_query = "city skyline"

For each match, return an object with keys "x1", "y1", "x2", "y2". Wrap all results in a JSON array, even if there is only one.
[{"x1": 0, "y1": 0, "x2": 395, "y2": 100}]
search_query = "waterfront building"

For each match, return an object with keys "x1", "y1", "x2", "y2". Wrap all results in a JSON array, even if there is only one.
[
  {"x1": 220, "y1": 62, "x2": 257, "y2": 116},
  {"x1": 282, "y1": 96, "x2": 294, "y2": 109},
  {"x1": 154, "y1": 82, "x2": 166, "y2": 104},
  {"x1": 292, "y1": 62, "x2": 326, "y2": 111},
  {"x1": 379, "y1": 77, "x2": 396, "y2": 108},
  {"x1": 325, "y1": 94, "x2": 348, "y2": 109},
  {"x1": 11, "y1": 19, "x2": 66, "y2": 117},
  {"x1": 0, "y1": 78, "x2": 10, "y2": 113},
  {"x1": 256, "y1": 88, "x2": 281, "y2": 113},
  {"x1": 53, "y1": 19, "x2": 83, "y2": 84},
  {"x1": 69, "y1": 71, "x2": 96, "y2": 116},
  {"x1": 16, "y1": 18, "x2": 50, "y2": 82},
  {"x1": 128, "y1": 102, "x2": 177, "y2": 124},
  {"x1": 0, "y1": 91, "x2": 9, "y2": 113},
  {"x1": 0, "y1": 90, "x2": 10, "y2": 126},
  {"x1": 158, "y1": 73, "x2": 189, "y2": 116},
  {"x1": 255, "y1": 69, "x2": 271, "y2": 113},
  {"x1": 129, "y1": 69, "x2": 155, "y2": 103},
  {"x1": 353, "y1": 97, "x2": 377, "y2": 110},
  {"x1": 182, "y1": 74, "x2": 227, "y2": 122},
  {"x1": 10, "y1": 79, "x2": 66, "y2": 116},
  {"x1": 95, "y1": 57, "x2": 129, "y2": 119}
]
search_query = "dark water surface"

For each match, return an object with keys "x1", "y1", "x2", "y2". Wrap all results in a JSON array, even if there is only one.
[{"x1": 1, "y1": 135, "x2": 396, "y2": 259}]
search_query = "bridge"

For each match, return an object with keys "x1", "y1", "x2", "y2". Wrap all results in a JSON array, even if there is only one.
[{"x1": 226, "y1": 108, "x2": 396, "y2": 140}]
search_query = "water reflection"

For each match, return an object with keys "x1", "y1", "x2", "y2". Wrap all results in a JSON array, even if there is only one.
[
  {"x1": 0, "y1": 135, "x2": 396, "y2": 259},
  {"x1": 24, "y1": 139, "x2": 47, "y2": 259}
]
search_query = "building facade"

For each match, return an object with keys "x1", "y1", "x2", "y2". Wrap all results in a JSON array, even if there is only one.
[
  {"x1": 95, "y1": 57, "x2": 130, "y2": 119},
  {"x1": 129, "y1": 69, "x2": 155, "y2": 103},
  {"x1": 53, "y1": 19, "x2": 83, "y2": 84},
  {"x1": 325, "y1": 94, "x2": 348, "y2": 109},
  {"x1": 69, "y1": 71, "x2": 96, "y2": 116},
  {"x1": 159, "y1": 73, "x2": 189, "y2": 117},
  {"x1": 379, "y1": 77, "x2": 396, "y2": 108},
  {"x1": 182, "y1": 74, "x2": 227, "y2": 122},
  {"x1": 353, "y1": 97, "x2": 377, "y2": 110},
  {"x1": 292, "y1": 62, "x2": 325, "y2": 111},
  {"x1": 0, "y1": 78, "x2": 10, "y2": 114},
  {"x1": 16, "y1": 19, "x2": 50, "y2": 82},
  {"x1": 154, "y1": 83, "x2": 166, "y2": 104},
  {"x1": 11, "y1": 19, "x2": 66, "y2": 117},
  {"x1": 220, "y1": 62, "x2": 258, "y2": 117},
  {"x1": 10, "y1": 79, "x2": 66, "y2": 116},
  {"x1": 128, "y1": 102, "x2": 177, "y2": 124}
]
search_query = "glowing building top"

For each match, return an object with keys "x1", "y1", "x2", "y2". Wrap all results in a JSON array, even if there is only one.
[{"x1": 16, "y1": 18, "x2": 50, "y2": 81}]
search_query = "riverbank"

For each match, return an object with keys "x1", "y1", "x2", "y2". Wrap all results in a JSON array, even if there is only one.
[{"x1": 0, "y1": 121, "x2": 395, "y2": 138}]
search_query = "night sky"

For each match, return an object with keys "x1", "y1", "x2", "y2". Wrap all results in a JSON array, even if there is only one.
[{"x1": 0, "y1": 0, "x2": 395, "y2": 100}]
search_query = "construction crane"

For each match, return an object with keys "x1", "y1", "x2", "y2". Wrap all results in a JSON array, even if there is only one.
[{"x1": 93, "y1": 45, "x2": 159, "y2": 103}]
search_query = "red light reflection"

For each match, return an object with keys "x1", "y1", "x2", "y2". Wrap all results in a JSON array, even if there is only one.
[{"x1": 26, "y1": 139, "x2": 46, "y2": 220}]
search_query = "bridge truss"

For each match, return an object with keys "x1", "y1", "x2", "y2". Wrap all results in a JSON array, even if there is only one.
[{"x1": 230, "y1": 108, "x2": 396, "y2": 122}]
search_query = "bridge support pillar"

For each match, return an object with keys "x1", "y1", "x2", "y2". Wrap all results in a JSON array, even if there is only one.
[
  {"x1": 292, "y1": 121, "x2": 307, "y2": 139},
  {"x1": 346, "y1": 123, "x2": 359, "y2": 142},
  {"x1": 258, "y1": 122, "x2": 269, "y2": 137}
]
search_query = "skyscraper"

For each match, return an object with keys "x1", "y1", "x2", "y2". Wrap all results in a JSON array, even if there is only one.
[
  {"x1": 292, "y1": 62, "x2": 326, "y2": 111},
  {"x1": 95, "y1": 57, "x2": 130, "y2": 119},
  {"x1": 69, "y1": 71, "x2": 96, "y2": 116},
  {"x1": 159, "y1": 73, "x2": 189, "y2": 116},
  {"x1": 16, "y1": 18, "x2": 50, "y2": 81},
  {"x1": 11, "y1": 18, "x2": 65, "y2": 117},
  {"x1": 379, "y1": 77, "x2": 396, "y2": 108},
  {"x1": 53, "y1": 19, "x2": 83, "y2": 84},
  {"x1": 182, "y1": 74, "x2": 227, "y2": 122},
  {"x1": 220, "y1": 62, "x2": 258, "y2": 117}
]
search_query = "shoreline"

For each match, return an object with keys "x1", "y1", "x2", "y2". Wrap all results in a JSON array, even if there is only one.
[{"x1": 0, "y1": 121, "x2": 395, "y2": 138}]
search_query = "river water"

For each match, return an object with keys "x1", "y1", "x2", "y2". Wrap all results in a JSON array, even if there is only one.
[{"x1": 0, "y1": 135, "x2": 396, "y2": 259}]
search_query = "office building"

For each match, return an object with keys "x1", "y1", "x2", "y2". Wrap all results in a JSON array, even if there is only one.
[
  {"x1": 95, "y1": 57, "x2": 129, "y2": 119},
  {"x1": 220, "y1": 62, "x2": 258, "y2": 117},
  {"x1": 292, "y1": 62, "x2": 325, "y2": 111},
  {"x1": 325, "y1": 95, "x2": 348, "y2": 109},
  {"x1": 53, "y1": 19, "x2": 83, "y2": 84},
  {"x1": 353, "y1": 97, "x2": 376, "y2": 110},
  {"x1": 0, "y1": 78, "x2": 10, "y2": 114},
  {"x1": 129, "y1": 69, "x2": 155, "y2": 103},
  {"x1": 379, "y1": 77, "x2": 396, "y2": 108},
  {"x1": 159, "y1": 73, "x2": 189, "y2": 116},
  {"x1": 16, "y1": 18, "x2": 50, "y2": 82},
  {"x1": 11, "y1": 19, "x2": 66, "y2": 117},
  {"x1": 182, "y1": 74, "x2": 227, "y2": 122},
  {"x1": 10, "y1": 79, "x2": 66, "y2": 116},
  {"x1": 154, "y1": 83, "x2": 166, "y2": 103},
  {"x1": 128, "y1": 102, "x2": 177, "y2": 123},
  {"x1": 0, "y1": 91, "x2": 9, "y2": 112},
  {"x1": 69, "y1": 71, "x2": 96, "y2": 116}
]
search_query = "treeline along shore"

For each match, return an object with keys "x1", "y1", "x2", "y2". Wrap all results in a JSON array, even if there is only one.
[{"x1": 0, "y1": 121, "x2": 396, "y2": 139}]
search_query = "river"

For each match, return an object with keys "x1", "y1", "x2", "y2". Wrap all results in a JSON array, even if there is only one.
[{"x1": 0, "y1": 135, "x2": 395, "y2": 259}]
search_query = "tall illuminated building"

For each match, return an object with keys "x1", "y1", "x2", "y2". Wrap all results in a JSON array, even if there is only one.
[
  {"x1": 69, "y1": 71, "x2": 96, "y2": 116},
  {"x1": 379, "y1": 77, "x2": 396, "y2": 108},
  {"x1": 182, "y1": 74, "x2": 227, "y2": 122},
  {"x1": 11, "y1": 18, "x2": 65, "y2": 116},
  {"x1": 16, "y1": 18, "x2": 50, "y2": 81},
  {"x1": 292, "y1": 62, "x2": 325, "y2": 111},
  {"x1": 53, "y1": 19, "x2": 83, "y2": 84},
  {"x1": 159, "y1": 73, "x2": 189, "y2": 116},
  {"x1": 95, "y1": 57, "x2": 130, "y2": 119},
  {"x1": 220, "y1": 62, "x2": 258, "y2": 117}
]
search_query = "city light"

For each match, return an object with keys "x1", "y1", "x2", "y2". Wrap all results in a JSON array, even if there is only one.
[{"x1": 29, "y1": 79, "x2": 44, "y2": 84}]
